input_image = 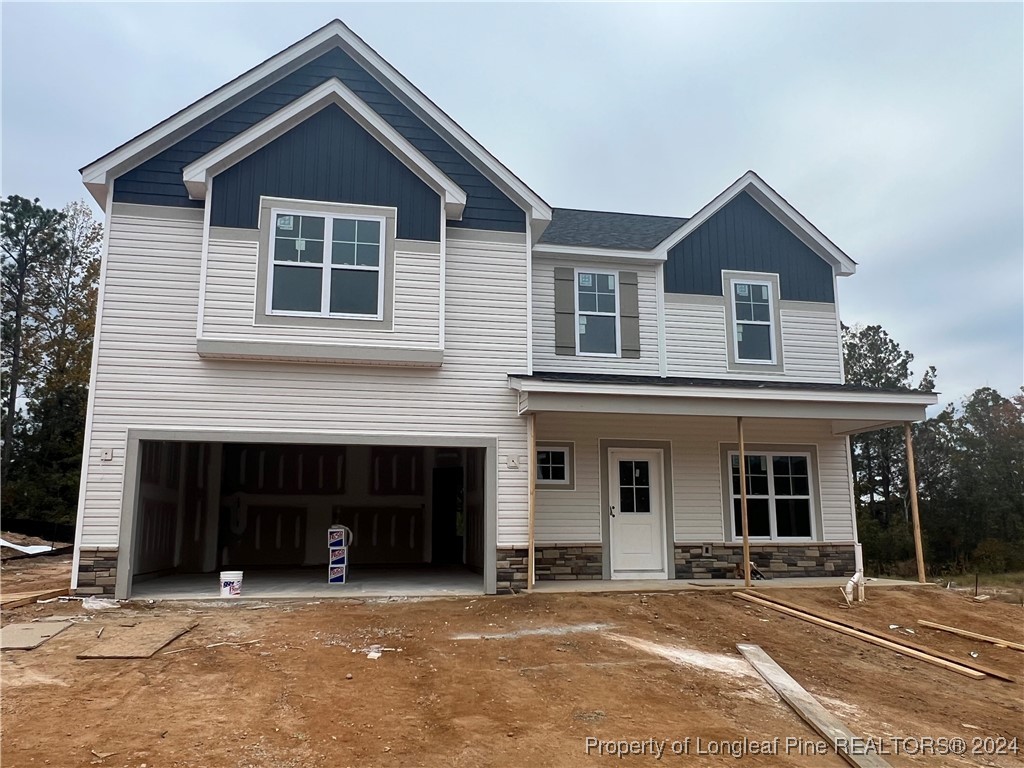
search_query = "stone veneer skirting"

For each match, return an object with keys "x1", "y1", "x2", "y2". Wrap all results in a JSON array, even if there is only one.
[
  {"x1": 495, "y1": 545, "x2": 603, "y2": 594},
  {"x1": 76, "y1": 547, "x2": 119, "y2": 596},
  {"x1": 674, "y1": 543, "x2": 856, "y2": 579}
]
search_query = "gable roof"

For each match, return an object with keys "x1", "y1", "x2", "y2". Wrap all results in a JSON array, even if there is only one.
[
  {"x1": 537, "y1": 208, "x2": 687, "y2": 251},
  {"x1": 655, "y1": 170, "x2": 857, "y2": 275},
  {"x1": 81, "y1": 19, "x2": 550, "y2": 230},
  {"x1": 181, "y1": 78, "x2": 467, "y2": 220}
]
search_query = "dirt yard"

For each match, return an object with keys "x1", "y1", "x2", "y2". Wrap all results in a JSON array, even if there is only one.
[{"x1": 2, "y1": 565, "x2": 1022, "y2": 768}]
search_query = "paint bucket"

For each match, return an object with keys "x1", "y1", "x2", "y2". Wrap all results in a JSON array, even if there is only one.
[{"x1": 219, "y1": 570, "x2": 243, "y2": 597}]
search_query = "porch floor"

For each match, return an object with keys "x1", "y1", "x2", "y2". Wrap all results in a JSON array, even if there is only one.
[
  {"x1": 131, "y1": 566, "x2": 484, "y2": 600},
  {"x1": 530, "y1": 576, "x2": 923, "y2": 593}
]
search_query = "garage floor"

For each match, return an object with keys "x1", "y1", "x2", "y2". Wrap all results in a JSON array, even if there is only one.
[{"x1": 131, "y1": 566, "x2": 484, "y2": 600}]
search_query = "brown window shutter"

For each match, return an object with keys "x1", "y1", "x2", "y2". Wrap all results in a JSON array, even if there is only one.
[
  {"x1": 553, "y1": 267, "x2": 576, "y2": 356},
  {"x1": 619, "y1": 271, "x2": 641, "y2": 358}
]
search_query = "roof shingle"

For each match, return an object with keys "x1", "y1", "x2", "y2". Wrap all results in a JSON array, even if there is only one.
[{"x1": 538, "y1": 208, "x2": 687, "y2": 251}]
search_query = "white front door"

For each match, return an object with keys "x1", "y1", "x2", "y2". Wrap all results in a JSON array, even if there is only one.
[{"x1": 608, "y1": 448, "x2": 667, "y2": 579}]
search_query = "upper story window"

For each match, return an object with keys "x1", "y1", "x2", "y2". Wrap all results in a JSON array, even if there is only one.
[
  {"x1": 730, "y1": 279, "x2": 775, "y2": 363},
  {"x1": 267, "y1": 208, "x2": 385, "y2": 319},
  {"x1": 576, "y1": 270, "x2": 619, "y2": 355}
]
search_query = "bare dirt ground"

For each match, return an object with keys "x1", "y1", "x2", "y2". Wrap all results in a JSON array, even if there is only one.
[{"x1": 1, "y1": 565, "x2": 1022, "y2": 768}]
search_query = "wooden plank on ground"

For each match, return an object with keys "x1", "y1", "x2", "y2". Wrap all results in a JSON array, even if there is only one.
[
  {"x1": 77, "y1": 621, "x2": 197, "y2": 659},
  {"x1": 734, "y1": 592, "x2": 986, "y2": 679},
  {"x1": 1, "y1": 622, "x2": 72, "y2": 650},
  {"x1": 747, "y1": 590, "x2": 1016, "y2": 683},
  {"x1": 917, "y1": 620, "x2": 1024, "y2": 652},
  {"x1": 737, "y1": 644, "x2": 892, "y2": 768},
  {"x1": 0, "y1": 587, "x2": 70, "y2": 610}
]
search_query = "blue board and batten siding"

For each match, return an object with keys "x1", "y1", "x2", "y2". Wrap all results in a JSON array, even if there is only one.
[
  {"x1": 112, "y1": 47, "x2": 525, "y2": 233},
  {"x1": 212, "y1": 105, "x2": 441, "y2": 241},
  {"x1": 665, "y1": 192, "x2": 835, "y2": 303}
]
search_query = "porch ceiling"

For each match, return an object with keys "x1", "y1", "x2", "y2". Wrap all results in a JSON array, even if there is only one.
[{"x1": 508, "y1": 372, "x2": 936, "y2": 434}]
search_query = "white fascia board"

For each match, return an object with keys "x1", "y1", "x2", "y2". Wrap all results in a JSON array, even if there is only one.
[
  {"x1": 182, "y1": 78, "x2": 467, "y2": 220},
  {"x1": 80, "y1": 20, "x2": 550, "y2": 227},
  {"x1": 507, "y1": 376, "x2": 937, "y2": 406},
  {"x1": 532, "y1": 242, "x2": 665, "y2": 263},
  {"x1": 652, "y1": 171, "x2": 857, "y2": 277}
]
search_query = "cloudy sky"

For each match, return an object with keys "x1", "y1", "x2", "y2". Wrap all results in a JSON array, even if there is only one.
[{"x1": 3, "y1": 3, "x2": 1021, "y2": 405}]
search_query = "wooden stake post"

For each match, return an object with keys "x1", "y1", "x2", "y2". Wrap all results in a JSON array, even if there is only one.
[
  {"x1": 904, "y1": 422, "x2": 926, "y2": 584},
  {"x1": 738, "y1": 416, "x2": 751, "y2": 588}
]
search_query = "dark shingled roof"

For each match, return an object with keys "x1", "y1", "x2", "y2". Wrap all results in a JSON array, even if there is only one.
[
  {"x1": 521, "y1": 370, "x2": 931, "y2": 396},
  {"x1": 538, "y1": 208, "x2": 688, "y2": 251}
]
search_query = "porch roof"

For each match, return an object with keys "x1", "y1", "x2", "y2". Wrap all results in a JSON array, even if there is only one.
[{"x1": 508, "y1": 371, "x2": 938, "y2": 435}]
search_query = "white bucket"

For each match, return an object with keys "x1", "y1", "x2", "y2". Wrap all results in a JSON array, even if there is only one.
[{"x1": 219, "y1": 570, "x2": 243, "y2": 597}]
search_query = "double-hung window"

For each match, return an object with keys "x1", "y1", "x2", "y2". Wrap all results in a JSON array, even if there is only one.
[
  {"x1": 731, "y1": 280, "x2": 774, "y2": 362},
  {"x1": 729, "y1": 452, "x2": 814, "y2": 540},
  {"x1": 268, "y1": 209, "x2": 384, "y2": 319},
  {"x1": 576, "y1": 271, "x2": 618, "y2": 355}
]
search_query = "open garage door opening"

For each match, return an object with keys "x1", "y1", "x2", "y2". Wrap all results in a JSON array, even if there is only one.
[{"x1": 127, "y1": 439, "x2": 488, "y2": 599}]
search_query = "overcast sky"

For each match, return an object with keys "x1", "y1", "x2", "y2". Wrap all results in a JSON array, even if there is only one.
[{"x1": 2, "y1": 3, "x2": 1021, "y2": 406}]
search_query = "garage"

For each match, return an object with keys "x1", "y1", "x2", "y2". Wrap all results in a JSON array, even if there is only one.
[{"x1": 123, "y1": 436, "x2": 491, "y2": 599}]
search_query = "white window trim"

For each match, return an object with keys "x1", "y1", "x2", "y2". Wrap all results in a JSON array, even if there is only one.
[
  {"x1": 265, "y1": 206, "x2": 386, "y2": 321},
  {"x1": 729, "y1": 277, "x2": 776, "y2": 365},
  {"x1": 536, "y1": 444, "x2": 572, "y2": 487},
  {"x1": 574, "y1": 267, "x2": 621, "y2": 357},
  {"x1": 727, "y1": 450, "x2": 816, "y2": 542}
]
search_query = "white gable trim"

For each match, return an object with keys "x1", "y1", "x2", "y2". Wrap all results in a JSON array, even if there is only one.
[
  {"x1": 182, "y1": 78, "x2": 467, "y2": 221},
  {"x1": 653, "y1": 171, "x2": 857, "y2": 276},
  {"x1": 80, "y1": 19, "x2": 551, "y2": 229}
]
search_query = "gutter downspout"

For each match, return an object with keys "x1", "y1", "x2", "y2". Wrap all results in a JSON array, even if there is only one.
[{"x1": 527, "y1": 412, "x2": 537, "y2": 591}]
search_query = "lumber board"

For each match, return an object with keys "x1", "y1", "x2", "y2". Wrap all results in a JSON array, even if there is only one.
[
  {"x1": 916, "y1": 620, "x2": 1024, "y2": 652},
  {"x1": 734, "y1": 592, "x2": 985, "y2": 679},
  {"x1": 0, "y1": 587, "x2": 69, "y2": 610},
  {"x1": 747, "y1": 590, "x2": 1016, "y2": 683},
  {"x1": 77, "y1": 621, "x2": 197, "y2": 659},
  {"x1": 738, "y1": 644, "x2": 892, "y2": 768}
]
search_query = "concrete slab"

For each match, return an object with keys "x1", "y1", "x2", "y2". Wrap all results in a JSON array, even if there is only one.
[
  {"x1": 131, "y1": 567, "x2": 484, "y2": 601},
  {"x1": 1, "y1": 621, "x2": 72, "y2": 650},
  {"x1": 531, "y1": 576, "x2": 925, "y2": 594}
]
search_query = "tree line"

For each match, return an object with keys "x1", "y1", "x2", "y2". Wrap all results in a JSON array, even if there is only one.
[
  {"x1": 1, "y1": 193, "x2": 1020, "y2": 574},
  {"x1": 844, "y1": 324, "x2": 1023, "y2": 575},
  {"x1": 2, "y1": 195, "x2": 101, "y2": 525}
]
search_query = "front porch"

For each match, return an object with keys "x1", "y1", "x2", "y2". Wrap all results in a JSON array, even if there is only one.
[{"x1": 510, "y1": 371, "x2": 937, "y2": 593}]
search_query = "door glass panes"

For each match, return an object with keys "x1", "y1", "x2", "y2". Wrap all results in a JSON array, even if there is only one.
[{"x1": 618, "y1": 459, "x2": 651, "y2": 514}]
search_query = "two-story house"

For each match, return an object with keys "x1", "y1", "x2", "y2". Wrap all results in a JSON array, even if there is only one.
[{"x1": 73, "y1": 20, "x2": 936, "y2": 598}]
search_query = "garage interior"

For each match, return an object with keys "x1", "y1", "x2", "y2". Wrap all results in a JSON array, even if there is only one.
[{"x1": 128, "y1": 439, "x2": 487, "y2": 598}]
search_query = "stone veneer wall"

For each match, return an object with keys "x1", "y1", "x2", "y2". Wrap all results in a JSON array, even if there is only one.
[
  {"x1": 76, "y1": 547, "x2": 119, "y2": 596},
  {"x1": 495, "y1": 545, "x2": 603, "y2": 595},
  {"x1": 674, "y1": 543, "x2": 855, "y2": 579}
]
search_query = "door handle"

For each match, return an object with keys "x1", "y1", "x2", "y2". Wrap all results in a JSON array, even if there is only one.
[{"x1": 609, "y1": 505, "x2": 616, "y2": 518}]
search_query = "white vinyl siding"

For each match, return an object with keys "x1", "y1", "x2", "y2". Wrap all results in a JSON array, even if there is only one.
[
  {"x1": 664, "y1": 297, "x2": 843, "y2": 383},
  {"x1": 534, "y1": 413, "x2": 855, "y2": 545},
  {"x1": 533, "y1": 257, "x2": 660, "y2": 374},
  {"x1": 79, "y1": 210, "x2": 530, "y2": 548},
  {"x1": 202, "y1": 235, "x2": 440, "y2": 347}
]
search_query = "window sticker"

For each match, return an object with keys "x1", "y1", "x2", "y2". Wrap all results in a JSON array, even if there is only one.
[
  {"x1": 579, "y1": 273, "x2": 593, "y2": 287},
  {"x1": 605, "y1": 275, "x2": 615, "y2": 290},
  {"x1": 277, "y1": 215, "x2": 294, "y2": 232},
  {"x1": 736, "y1": 283, "x2": 749, "y2": 297},
  {"x1": 579, "y1": 316, "x2": 587, "y2": 333},
  {"x1": 295, "y1": 239, "x2": 306, "y2": 252}
]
